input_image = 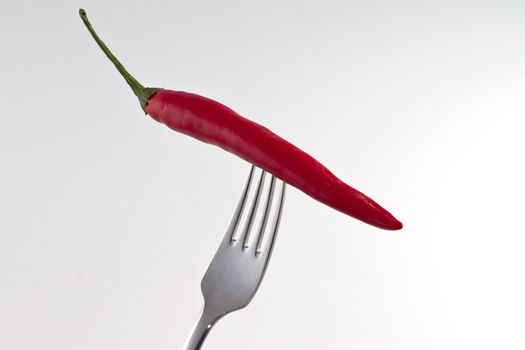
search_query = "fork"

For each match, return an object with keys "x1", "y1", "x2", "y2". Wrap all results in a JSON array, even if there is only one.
[{"x1": 182, "y1": 165, "x2": 286, "y2": 350}]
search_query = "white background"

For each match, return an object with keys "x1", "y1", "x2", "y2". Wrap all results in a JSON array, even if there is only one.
[{"x1": 1, "y1": 0, "x2": 525, "y2": 349}]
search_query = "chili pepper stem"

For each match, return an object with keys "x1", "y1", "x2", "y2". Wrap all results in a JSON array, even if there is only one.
[{"x1": 79, "y1": 8, "x2": 157, "y2": 111}]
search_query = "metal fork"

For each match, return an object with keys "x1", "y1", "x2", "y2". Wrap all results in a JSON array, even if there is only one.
[{"x1": 182, "y1": 165, "x2": 286, "y2": 350}]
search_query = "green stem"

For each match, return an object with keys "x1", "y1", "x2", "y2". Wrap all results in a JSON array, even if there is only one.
[{"x1": 79, "y1": 9, "x2": 157, "y2": 111}]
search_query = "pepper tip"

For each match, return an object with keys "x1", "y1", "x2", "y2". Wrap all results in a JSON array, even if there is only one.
[
  {"x1": 393, "y1": 220, "x2": 403, "y2": 230},
  {"x1": 387, "y1": 218, "x2": 403, "y2": 230}
]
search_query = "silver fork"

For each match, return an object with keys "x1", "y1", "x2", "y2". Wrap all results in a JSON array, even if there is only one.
[{"x1": 182, "y1": 165, "x2": 286, "y2": 350}]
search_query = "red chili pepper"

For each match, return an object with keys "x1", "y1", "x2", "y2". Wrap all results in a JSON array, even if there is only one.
[{"x1": 79, "y1": 9, "x2": 402, "y2": 230}]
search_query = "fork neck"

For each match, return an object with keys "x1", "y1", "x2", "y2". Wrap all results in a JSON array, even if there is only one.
[{"x1": 182, "y1": 307, "x2": 221, "y2": 350}]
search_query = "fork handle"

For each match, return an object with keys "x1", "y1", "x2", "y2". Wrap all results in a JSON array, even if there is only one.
[{"x1": 182, "y1": 306, "x2": 219, "y2": 350}]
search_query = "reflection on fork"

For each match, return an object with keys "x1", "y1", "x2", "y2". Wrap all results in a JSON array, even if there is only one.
[{"x1": 183, "y1": 165, "x2": 286, "y2": 350}]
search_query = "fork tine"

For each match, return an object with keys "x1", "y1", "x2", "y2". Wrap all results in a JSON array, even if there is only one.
[
  {"x1": 225, "y1": 165, "x2": 256, "y2": 244},
  {"x1": 257, "y1": 180, "x2": 286, "y2": 259},
  {"x1": 249, "y1": 175, "x2": 276, "y2": 255},
  {"x1": 239, "y1": 170, "x2": 266, "y2": 248}
]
